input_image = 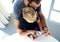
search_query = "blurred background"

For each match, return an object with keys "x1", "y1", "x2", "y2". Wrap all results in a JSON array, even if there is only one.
[{"x1": 0, "y1": 0, "x2": 60, "y2": 41}]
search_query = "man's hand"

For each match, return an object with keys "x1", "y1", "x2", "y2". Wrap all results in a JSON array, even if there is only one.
[
  {"x1": 43, "y1": 27, "x2": 51, "y2": 36},
  {"x1": 43, "y1": 27, "x2": 48, "y2": 33}
]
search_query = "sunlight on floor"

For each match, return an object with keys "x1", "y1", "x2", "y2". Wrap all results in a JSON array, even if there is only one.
[
  {"x1": 0, "y1": 30, "x2": 9, "y2": 40},
  {"x1": 1, "y1": 33, "x2": 59, "y2": 42}
]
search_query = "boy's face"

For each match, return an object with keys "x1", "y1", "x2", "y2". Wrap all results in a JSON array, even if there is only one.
[{"x1": 30, "y1": 2, "x2": 41, "y2": 8}]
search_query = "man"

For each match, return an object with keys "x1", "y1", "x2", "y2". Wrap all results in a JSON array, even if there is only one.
[{"x1": 13, "y1": 0, "x2": 51, "y2": 40}]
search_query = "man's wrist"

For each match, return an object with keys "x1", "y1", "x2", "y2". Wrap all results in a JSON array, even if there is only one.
[
  {"x1": 42, "y1": 25, "x2": 47, "y2": 30},
  {"x1": 42, "y1": 25, "x2": 48, "y2": 33}
]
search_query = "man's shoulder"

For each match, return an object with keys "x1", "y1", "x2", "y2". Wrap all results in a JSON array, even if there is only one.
[
  {"x1": 14, "y1": 0, "x2": 26, "y2": 10},
  {"x1": 15, "y1": 0, "x2": 23, "y2": 4}
]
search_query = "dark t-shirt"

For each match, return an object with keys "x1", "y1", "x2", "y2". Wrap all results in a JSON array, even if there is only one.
[{"x1": 13, "y1": 0, "x2": 41, "y2": 31}]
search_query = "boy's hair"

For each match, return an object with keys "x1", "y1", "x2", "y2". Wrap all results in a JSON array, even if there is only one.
[
  {"x1": 28, "y1": 0, "x2": 41, "y2": 4},
  {"x1": 22, "y1": 7, "x2": 37, "y2": 23}
]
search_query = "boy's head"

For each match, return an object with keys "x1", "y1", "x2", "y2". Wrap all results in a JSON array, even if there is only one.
[{"x1": 22, "y1": 7, "x2": 37, "y2": 23}]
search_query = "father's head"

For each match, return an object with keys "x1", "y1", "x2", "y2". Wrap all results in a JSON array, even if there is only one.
[{"x1": 24, "y1": 0, "x2": 41, "y2": 8}]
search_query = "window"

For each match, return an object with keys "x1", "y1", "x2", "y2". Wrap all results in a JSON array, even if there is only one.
[{"x1": 50, "y1": 0, "x2": 60, "y2": 23}]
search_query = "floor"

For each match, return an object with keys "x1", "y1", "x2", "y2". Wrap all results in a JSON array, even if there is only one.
[{"x1": 0, "y1": 16, "x2": 16, "y2": 41}]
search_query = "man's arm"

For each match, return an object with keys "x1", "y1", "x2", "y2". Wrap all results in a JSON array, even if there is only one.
[
  {"x1": 14, "y1": 19, "x2": 32, "y2": 36},
  {"x1": 37, "y1": 18, "x2": 43, "y2": 31},
  {"x1": 36, "y1": 10, "x2": 47, "y2": 31},
  {"x1": 38, "y1": 11, "x2": 51, "y2": 35},
  {"x1": 38, "y1": 11, "x2": 48, "y2": 33},
  {"x1": 39, "y1": 11, "x2": 46, "y2": 26}
]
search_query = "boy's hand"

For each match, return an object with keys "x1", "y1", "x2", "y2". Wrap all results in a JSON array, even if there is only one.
[
  {"x1": 27, "y1": 30, "x2": 37, "y2": 40},
  {"x1": 27, "y1": 30, "x2": 36, "y2": 35}
]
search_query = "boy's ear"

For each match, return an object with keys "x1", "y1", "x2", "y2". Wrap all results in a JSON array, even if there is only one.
[
  {"x1": 22, "y1": 8, "x2": 24, "y2": 13},
  {"x1": 22, "y1": 8, "x2": 25, "y2": 16}
]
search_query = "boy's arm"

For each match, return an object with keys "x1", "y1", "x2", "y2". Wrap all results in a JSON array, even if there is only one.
[{"x1": 14, "y1": 19, "x2": 32, "y2": 36}]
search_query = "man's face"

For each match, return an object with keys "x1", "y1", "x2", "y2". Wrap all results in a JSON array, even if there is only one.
[{"x1": 30, "y1": 2, "x2": 41, "y2": 8}]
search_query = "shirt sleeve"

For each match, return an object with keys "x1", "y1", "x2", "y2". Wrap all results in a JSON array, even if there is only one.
[
  {"x1": 13, "y1": 3, "x2": 21, "y2": 20},
  {"x1": 36, "y1": 5, "x2": 41, "y2": 13}
]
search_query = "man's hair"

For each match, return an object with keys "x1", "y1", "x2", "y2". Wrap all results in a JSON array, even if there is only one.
[{"x1": 28, "y1": 0, "x2": 41, "y2": 4}]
